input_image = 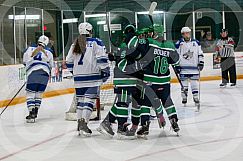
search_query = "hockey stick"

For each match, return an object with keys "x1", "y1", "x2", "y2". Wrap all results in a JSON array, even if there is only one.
[
  {"x1": 147, "y1": 2, "x2": 166, "y2": 128},
  {"x1": 172, "y1": 66, "x2": 187, "y2": 97},
  {"x1": 0, "y1": 82, "x2": 26, "y2": 117},
  {"x1": 149, "y1": 2, "x2": 157, "y2": 26}
]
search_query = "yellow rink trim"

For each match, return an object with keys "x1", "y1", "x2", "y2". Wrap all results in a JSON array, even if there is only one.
[{"x1": 0, "y1": 75, "x2": 243, "y2": 108}]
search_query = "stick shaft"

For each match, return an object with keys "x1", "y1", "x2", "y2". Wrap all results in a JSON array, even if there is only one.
[{"x1": 0, "y1": 82, "x2": 26, "y2": 116}]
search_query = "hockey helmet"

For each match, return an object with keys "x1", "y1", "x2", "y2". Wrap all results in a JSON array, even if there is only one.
[
  {"x1": 181, "y1": 27, "x2": 191, "y2": 34},
  {"x1": 38, "y1": 35, "x2": 49, "y2": 47},
  {"x1": 153, "y1": 24, "x2": 164, "y2": 37},
  {"x1": 79, "y1": 22, "x2": 93, "y2": 35}
]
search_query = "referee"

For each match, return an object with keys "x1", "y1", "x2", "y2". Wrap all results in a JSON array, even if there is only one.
[{"x1": 216, "y1": 29, "x2": 237, "y2": 87}]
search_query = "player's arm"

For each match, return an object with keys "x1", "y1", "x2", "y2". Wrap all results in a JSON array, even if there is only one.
[
  {"x1": 66, "y1": 45, "x2": 75, "y2": 74},
  {"x1": 23, "y1": 47, "x2": 31, "y2": 66},
  {"x1": 95, "y1": 39, "x2": 110, "y2": 82},
  {"x1": 197, "y1": 40, "x2": 204, "y2": 71}
]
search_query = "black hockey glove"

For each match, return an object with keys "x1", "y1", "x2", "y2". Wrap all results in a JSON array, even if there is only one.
[
  {"x1": 101, "y1": 67, "x2": 110, "y2": 82},
  {"x1": 198, "y1": 63, "x2": 204, "y2": 71}
]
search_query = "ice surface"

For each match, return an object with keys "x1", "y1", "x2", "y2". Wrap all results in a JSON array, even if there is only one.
[{"x1": 0, "y1": 80, "x2": 243, "y2": 161}]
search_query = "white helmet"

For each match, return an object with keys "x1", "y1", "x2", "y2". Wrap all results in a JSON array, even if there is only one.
[
  {"x1": 181, "y1": 27, "x2": 191, "y2": 34},
  {"x1": 38, "y1": 35, "x2": 49, "y2": 47},
  {"x1": 79, "y1": 22, "x2": 93, "y2": 35}
]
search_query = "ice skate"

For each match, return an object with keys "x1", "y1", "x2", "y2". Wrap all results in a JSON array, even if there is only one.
[
  {"x1": 26, "y1": 109, "x2": 37, "y2": 123},
  {"x1": 170, "y1": 118, "x2": 180, "y2": 136},
  {"x1": 220, "y1": 83, "x2": 227, "y2": 88},
  {"x1": 137, "y1": 121, "x2": 151, "y2": 139},
  {"x1": 230, "y1": 83, "x2": 236, "y2": 87},
  {"x1": 97, "y1": 120, "x2": 115, "y2": 138},
  {"x1": 124, "y1": 125, "x2": 138, "y2": 140},
  {"x1": 77, "y1": 119, "x2": 92, "y2": 137},
  {"x1": 117, "y1": 123, "x2": 130, "y2": 140},
  {"x1": 182, "y1": 98, "x2": 187, "y2": 106}
]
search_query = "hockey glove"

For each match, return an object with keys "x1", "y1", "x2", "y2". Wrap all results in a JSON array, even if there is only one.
[
  {"x1": 198, "y1": 63, "x2": 204, "y2": 71},
  {"x1": 101, "y1": 67, "x2": 110, "y2": 82}
]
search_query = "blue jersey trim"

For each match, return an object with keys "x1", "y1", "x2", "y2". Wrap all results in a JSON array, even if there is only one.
[
  {"x1": 87, "y1": 38, "x2": 104, "y2": 47},
  {"x1": 26, "y1": 62, "x2": 51, "y2": 72},
  {"x1": 74, "y1": 75, "x2": 101, "y2": 82}
]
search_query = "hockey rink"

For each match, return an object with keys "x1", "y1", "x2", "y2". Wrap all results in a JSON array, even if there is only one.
[{"x1": 0, "y1": 80, "x2": 243, "y2": 161}]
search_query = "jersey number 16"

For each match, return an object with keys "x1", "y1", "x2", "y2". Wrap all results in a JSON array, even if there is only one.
[{"x1": 153, "y1": 56, "x2": 169, "y2": 74}]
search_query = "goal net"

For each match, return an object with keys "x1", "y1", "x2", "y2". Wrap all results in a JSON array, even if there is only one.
[{"x1": 65, "y1": 62, "x2": 116, "y2": 121}]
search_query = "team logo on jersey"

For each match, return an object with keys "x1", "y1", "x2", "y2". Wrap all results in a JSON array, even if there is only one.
[{"x1": 183, "y1": 50, "x2": 194, "y2": 60}]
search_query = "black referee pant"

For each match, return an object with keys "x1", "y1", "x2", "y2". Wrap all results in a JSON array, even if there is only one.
[{"x1": 220, "y1": 57, "x2": 237, "y2": 84}]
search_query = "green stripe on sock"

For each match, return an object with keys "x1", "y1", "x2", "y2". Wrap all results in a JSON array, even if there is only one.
[
  {"x1": 156, "y1": 105, "x2": 163, "y2": 114},
  {"x1": 131, "y1": 108, "x2": 141, "y2": 117},
  {"x1": 141, "y1": 106, "x2": 150, "y2": 114},
  {"x1": 165, "y1": 106, "x2": 176, "y2": 115}
]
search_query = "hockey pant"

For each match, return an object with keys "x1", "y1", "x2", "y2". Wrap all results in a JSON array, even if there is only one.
[
  {"x1": 75, "y1": 87, "x2": 99, "y2": 123},
  {"x1": 26, "y1": 69, "x2": 49, "y2": 112},
  {"x1": 140, "y1": 84, "x2": 178, "y2": 125},
  {"x1": 109, "y1": 86, "x2": 142, "y2": 127},
  {"x1": 180, "y1": 74, "x2": 200, "y2": 102}
]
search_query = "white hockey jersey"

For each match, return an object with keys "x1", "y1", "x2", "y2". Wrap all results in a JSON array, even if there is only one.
[
  {"x1": 66, "y1": 37, "x2": 109, "y2": 88},
  {"x1": 175, "y1": 38, "x2": 204, "y2": 75},
  {"x1": 23, "y1": 46, "x2": 54, "y2": 77}
]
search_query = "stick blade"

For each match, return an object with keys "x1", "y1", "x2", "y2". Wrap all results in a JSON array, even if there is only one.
[{"x1": 149, "y1": 2, "x2": 158, "y2": 16}]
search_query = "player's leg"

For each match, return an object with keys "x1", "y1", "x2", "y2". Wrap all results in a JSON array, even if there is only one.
[
  {"x1": 190, "y1": 74, "x2": 200, "y2": 106},
  {"x1": 136, "y1": 85, "x2": 152, "y2": 138},
  {"x1": 34, "y1": 71, "x2": 49, "y2": 118},
  {"x1": 180, "y1": 74, "x2": 189, "y2": 105},
  {"x1": 76, "y1": 87, "x2": 98, "y2": 136},
  {"x1": 125, "y1": 87, "x2": 142, "y2": 138},
  {"x1": 116, "y1": 88, "x2": 131, "y2": 137},
  {"x1": 159, "y1": 84, "x2": 180, "y2": 133},
  {"x1": 25, "y1": 70, "x2": 49, "y2": 123},
  {"x1": 97, "y1": 88, "x2": 120, "y2": 137}
]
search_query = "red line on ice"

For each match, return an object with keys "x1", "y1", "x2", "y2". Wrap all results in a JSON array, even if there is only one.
[
  {"x1": 0, "y1": 129, "x2": 76, "y2": 160},
  {"x1": 125, "y1": 136, "x2": 243, "y2": 161}
]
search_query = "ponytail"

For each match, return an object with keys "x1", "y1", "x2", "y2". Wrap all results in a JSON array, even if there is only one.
[{"x1": 73, "y1": 35, "x2": 86, "y2": 55}]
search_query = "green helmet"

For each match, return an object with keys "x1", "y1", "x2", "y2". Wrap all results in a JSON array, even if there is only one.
[
  {"x1": 136, "y1": 27, "x2": 150, "y2": 35},
  {"x1": 124, "y1": 24, "x2": 136, "y2": 34},
  {"x1": 153, "y1": 24, "x2": 164, "y2": 37}
]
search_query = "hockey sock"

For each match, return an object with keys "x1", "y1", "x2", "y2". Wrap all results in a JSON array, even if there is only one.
[
  {"x1": 26, "y1": 91, "x2": 36, "y2": 111},
  {"x1": 82, "y1": 109, "x2": 92, "y2": 123},
  {"x1": 108, "y1": 112, "x2": 116, "y2": 123},
  {"x1": 140, "y1": 106, "x2": 151, "y2": 126},
  {"x1": 77, "y1": 109, "x2": 83, "y2": 120},
  {"x1": 35, "y1": 92, "x2": 42, "y2": 109},
  {"x1": 131, "y1": 106, "x2": 141, "y2": 126}
]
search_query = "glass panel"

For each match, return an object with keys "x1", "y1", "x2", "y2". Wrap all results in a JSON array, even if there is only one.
[
  {"x1": 0, "y1": 5, "x2": 14, "y2": 65},
  {"x1": 63, "y1": 10, "x2": 84, "y2": 58},
  {"x1": 166, "y1": 12, "x2": 193, "y2": 43},
  {"x1": 44, "y1": 10, "x2": 61, "y2": 58},
  {"x1": 137, "y1": 12, "x2": 164, "y2": 30},
  {"x1": 195, "y1": 12, "x2": 222, "y2": 53},
  {"x1": 225, "y1": 12, "x2": 242, "y2": 52},
  {"x1": 110, "y1": 11, "x2": 135, "y2": 51},
  {"x1": 26, "y1": 8, "x2": 42, "y2": 47},
  {"x1": 85, "y1": 12, "x2": 110, "y2": 52},
  {"x1": 15, "y1": 6, "x2": 26, "y2": 64}
]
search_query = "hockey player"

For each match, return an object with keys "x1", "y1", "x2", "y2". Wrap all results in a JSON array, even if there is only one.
[
  {"x1": 23, "y1": 35, "x2": 54, "y2": 123},
  {"x1": 66, "y1": 22, "x2": 109, "y2": 136},
  {"x1": 97, "y1": 25, "x2": 148, "y2": 139},
  {"x1": 137, "y1": 25, "x2": 180, "y2": 137},
  {"x1": 175, "y1": 27, "x2": 204, "y2": 107}
]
